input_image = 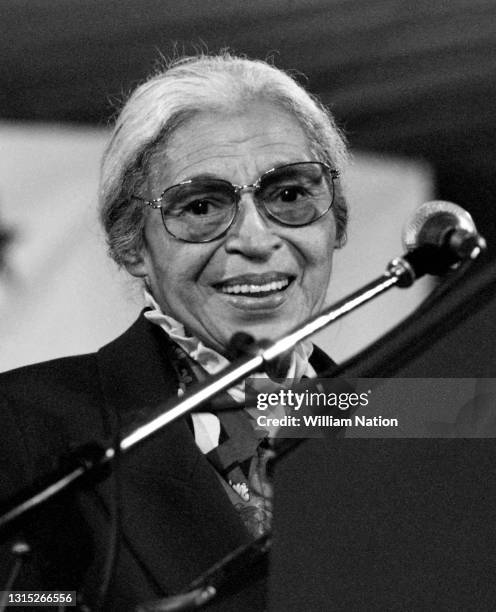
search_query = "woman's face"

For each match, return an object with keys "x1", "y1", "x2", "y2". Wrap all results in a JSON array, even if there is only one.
[{"x1": 127, "y1": 101, "x2": 338, "y2": 354}]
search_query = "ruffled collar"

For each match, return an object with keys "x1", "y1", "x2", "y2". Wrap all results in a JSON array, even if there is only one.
[
  {"x1": 143, "y1": 291, "x2": 316, "y2": 402},
  {"x1": 143, "y1": 291, "x2": 317, "y2": 452}
]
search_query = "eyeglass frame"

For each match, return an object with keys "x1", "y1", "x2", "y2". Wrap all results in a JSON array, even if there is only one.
[{"x1": 131, "y1": 161, "x2": 340, "y2": 243}]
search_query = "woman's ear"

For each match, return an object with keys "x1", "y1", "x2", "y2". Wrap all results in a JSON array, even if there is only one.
[
  {"x1": 123, "y1": 248, "x2": 149, "y2": 279},
  {"x1": 335, "y1": 234, "x2": 347, "y2": 250}
]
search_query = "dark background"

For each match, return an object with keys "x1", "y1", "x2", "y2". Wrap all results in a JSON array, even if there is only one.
[{"x1": 2, "y1": 0, "x2": 496, "y2": 259}]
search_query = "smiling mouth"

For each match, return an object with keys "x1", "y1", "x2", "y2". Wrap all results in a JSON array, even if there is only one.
[{"x1": 214, "y1": 274, "x2": 294, "y2": 298}]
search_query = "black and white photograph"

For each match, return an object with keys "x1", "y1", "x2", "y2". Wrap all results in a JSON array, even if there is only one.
[{"x1": 1, "y1": 2, "x2": 495, "y2": 610}]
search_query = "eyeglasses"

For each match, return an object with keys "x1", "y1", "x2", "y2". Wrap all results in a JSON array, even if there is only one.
[{"x1": 132, "y1": 161, "x2": 339, "y2": 243}]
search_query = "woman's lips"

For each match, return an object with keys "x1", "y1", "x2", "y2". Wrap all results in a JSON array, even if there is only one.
[
  {"x1": 213, "y1": 273, "x2": 295, "y2": 309},
  {"x1": 220, "y1": 278, "x2": 290, "y2": 296}
]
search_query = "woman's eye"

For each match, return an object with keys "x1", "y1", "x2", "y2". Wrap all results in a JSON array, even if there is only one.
[
  {"x1": 184, "y1": 199, "x2": 214, "y2": 215},
  {"x1": 276, "y1": 185, "x2": 306, "y2": 202},
  {"x1": 170, "y1": 194, "x2": 228, "y2": 217}
]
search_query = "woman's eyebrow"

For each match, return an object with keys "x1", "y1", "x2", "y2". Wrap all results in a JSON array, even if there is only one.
[{"x1": 175, "y1": 171, "x2": 228, "y2": 183}]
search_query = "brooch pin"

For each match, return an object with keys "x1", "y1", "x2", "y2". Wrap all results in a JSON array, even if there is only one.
[{"x1": 229, "y1": 481, "x2": 250, "y2": 501}]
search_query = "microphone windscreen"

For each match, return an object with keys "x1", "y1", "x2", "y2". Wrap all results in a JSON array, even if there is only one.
[{"x1": 402, "y1": 200, "x2": 476, "y2": 251}]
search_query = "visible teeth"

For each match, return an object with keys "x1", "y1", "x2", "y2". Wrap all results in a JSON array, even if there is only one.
[{"x1": 221, "y1": 279, "x2": 290, "y2": 295}]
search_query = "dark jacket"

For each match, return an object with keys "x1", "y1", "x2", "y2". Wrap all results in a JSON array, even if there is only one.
[{"x1": 0, "y1": 314, "x2": 332, "y2": 611}]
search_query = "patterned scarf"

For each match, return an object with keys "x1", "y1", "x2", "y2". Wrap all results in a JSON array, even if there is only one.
[{"x1": 144, "y1": 292, "x2": 316, "y2": 537}]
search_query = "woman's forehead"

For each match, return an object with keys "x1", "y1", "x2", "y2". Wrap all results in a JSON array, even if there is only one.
[{"x1": 146, "y1": 102, "x2": 313, "y2": 187}]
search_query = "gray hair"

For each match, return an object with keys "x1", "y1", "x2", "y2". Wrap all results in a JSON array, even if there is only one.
[{"x1": 99, "y1": 52, "x2": 349, "y2": 267}]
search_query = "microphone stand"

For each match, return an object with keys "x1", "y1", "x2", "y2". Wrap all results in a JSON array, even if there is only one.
[
  {"x1": 0, "y1": 239, "x2": 486, "y2": 611},
  {"x1": 0, "y1": 243, "x2": 481, "y2": 530}
]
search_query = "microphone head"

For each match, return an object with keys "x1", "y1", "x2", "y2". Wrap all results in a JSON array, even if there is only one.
[{"x1": 402, "y1": 200, "x2": 477, "y2": 251}]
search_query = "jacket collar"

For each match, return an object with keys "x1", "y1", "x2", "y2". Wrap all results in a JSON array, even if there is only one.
[
  {"x1": 94, "y1": 314, "x2": 334, "y2": 599},
  {"x1": 95, "y1": 314, "x2": 252, "y2": 597}
]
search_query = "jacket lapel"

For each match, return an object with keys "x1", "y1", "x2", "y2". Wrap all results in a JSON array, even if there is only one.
[
  {"x1": 95, "y1": 315, "x2": 251, "y2": 598},
  {"x1": 93, "y1": 316, "x2": 334, "y2": 601},
  {"x1": 310, "y1": 344, "x2": 336, "y2": 374}
]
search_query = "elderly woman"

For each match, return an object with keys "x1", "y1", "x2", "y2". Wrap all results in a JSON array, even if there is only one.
[{"x1": 0, "y1": 54, "x2": 348, "y2": 610}]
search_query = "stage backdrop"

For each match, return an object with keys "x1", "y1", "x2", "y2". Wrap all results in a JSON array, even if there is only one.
[{"x1": 0, "y1": 122, "x2": 433, "y2": 372}]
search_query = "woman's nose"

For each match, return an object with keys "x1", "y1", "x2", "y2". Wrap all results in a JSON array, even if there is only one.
[{"x1": 224, "y1": 194, "x2": 283, "y2": 258}]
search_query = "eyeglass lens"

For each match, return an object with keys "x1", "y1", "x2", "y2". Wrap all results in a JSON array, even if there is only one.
[{"x1": 161, "y1": 162, "x2": 334, "y2": 242}]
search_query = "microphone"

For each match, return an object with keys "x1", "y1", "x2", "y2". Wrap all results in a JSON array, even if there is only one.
[
  {"x1": 403, "y1": 200, "x2": 486, "y2": 259},
  {"x1": 395, "y1": 201, "x2": 486, "y2": 279}
]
